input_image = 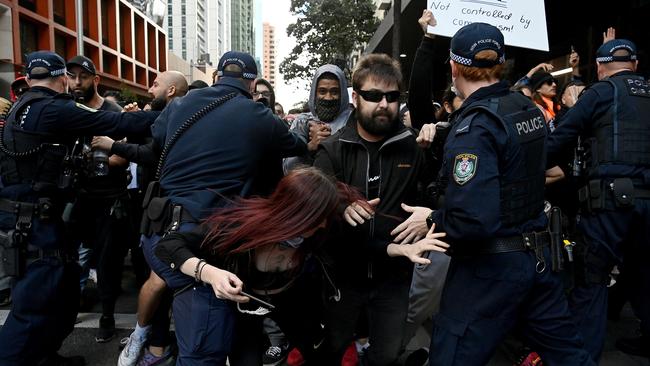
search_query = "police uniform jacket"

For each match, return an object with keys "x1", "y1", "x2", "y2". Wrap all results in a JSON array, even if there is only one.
[
  {"x1": 0, "y1": 86, "x2": 159, "y2": 249},
  {"x1": 429, "y1": 81, "x2": 548, "y2": 247},
  {"x1": 548, "y1": 71, "x2": 650, "y2": 183},
  {"x1": 152, "y1": 77, "x2": 306, "y2": 221}
]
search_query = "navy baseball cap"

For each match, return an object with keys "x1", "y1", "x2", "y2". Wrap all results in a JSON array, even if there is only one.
[
  {"x1": 67, "y1": 55, "x2": 97, "y2": 75},
  {"x1": 450, "y1": 23, "x2": 505, "y2": 68},
  {"x1": 25, "y1": 51, "x2": 67, "y2": 79},
  {"x1": 217, "y1": 51, "x2": 258, "y2": 80},
  {"x1": 596, "y1": 39, "x2": 637, "y2": 63}
]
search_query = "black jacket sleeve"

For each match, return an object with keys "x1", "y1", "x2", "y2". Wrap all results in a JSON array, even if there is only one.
[
  {"x1": 408, "y1": 36, "x2": 437, "y2": 130},
  {"x1": 111, "y1": 139, "x2": 159, "y2": 165},
  {"x1": 155, "y1": 227, "x2": 207, "y2": 271}
]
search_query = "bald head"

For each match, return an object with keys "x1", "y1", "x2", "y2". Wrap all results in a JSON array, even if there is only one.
[
  {"x1": 161, "y1": 71, "x2": 189, "y2": 97},
  {"x1": 148, "y1": 71, "x2": 189, "y2": 103}
]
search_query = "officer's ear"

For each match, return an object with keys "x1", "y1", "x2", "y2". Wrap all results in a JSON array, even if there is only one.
[{"x1": 450, "y1": 61, "x2": 459, "y2": 79}]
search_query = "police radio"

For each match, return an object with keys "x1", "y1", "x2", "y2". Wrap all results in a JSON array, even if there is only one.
[{"x1": 572, "y1": 136, "x2": 585, "y2": 177}]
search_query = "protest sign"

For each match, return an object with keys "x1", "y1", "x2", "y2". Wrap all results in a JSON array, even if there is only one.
[{"x1": 427, "y1": 0, "x2": 549, "y2": 51}]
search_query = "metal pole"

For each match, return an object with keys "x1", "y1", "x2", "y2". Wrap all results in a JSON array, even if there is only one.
[
  {"x1": 76, "y1": 0, "x2": 84, "y2": 55},
  {"x1": 392, "y1": 0, "x2": 401, "y2": 60}
]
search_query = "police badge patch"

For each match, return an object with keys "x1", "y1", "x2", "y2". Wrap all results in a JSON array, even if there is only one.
[{"x1": 453, "y1": 153, "x2": 478, "y2": 185}]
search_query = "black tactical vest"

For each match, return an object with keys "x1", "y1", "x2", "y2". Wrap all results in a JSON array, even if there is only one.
[
  {"x1": 587, "y1": 73, "x2": 650, "y2": 172},
  {"x1": 0, "y1": 89, "x2": 73, "y2": 191},
  {"x1": 459, "y1": 93, "x2": 547, "y2": 226}
]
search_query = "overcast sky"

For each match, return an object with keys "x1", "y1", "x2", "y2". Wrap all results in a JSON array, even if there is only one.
[{"x1": 260, "y1": 0, "x2": 311, "y2": 110}]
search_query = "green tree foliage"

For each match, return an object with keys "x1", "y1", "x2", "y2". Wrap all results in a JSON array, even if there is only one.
[{"x1": 280, "y1": 0, "x2": 378, "y2": 83}]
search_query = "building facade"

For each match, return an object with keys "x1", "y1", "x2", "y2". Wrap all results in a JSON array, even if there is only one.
[
  {"x1": 262, "y1": 22, "x2": 276, "y2": 86},
  {"x1": 230, "y1": 0, "x2": 254, "y2": 55},
  {"x1": 0, "y1": 0, "x2": 168, "y2": 98}
]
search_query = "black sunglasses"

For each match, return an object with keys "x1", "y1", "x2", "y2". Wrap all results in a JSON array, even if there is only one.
[{"x1": 356, "y1": 89, "x2": 401, "y2": 103}]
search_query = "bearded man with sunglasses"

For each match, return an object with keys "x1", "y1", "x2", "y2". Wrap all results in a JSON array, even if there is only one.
[{"x1": 313, "y1": 53, "x2": 447, "y2": 365}]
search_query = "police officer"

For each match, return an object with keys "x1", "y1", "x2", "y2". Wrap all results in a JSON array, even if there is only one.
[
  {"x1": 392, "y1": 22, "x2": 595, "y2": 365},
  {"x1": 547, "y1": 37, "x2": 650, "y2": 360},
  {"x1": 118, "y1": 51, "x2": 306, "y2": 366},
  {"x1": 0, "y1": 51, "x2": 159, "y2": 366}
]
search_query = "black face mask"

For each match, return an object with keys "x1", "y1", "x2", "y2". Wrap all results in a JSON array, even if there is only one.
[
  {"x1": 150, "y1": 96, "x2": 167, "y2": 111},
  {"x1": 257, "y1": 97, "x2": 270, "y2": 108},
  {"x1": 314, "y1": 98, "x2": 340, "y2": 122}
]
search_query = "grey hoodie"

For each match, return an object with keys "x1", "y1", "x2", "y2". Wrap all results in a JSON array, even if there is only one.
[{"x1": 283, "y1": 64, "x2": 353, "y2": 173}]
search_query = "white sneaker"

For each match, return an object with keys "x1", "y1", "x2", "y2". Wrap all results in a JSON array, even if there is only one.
[{"x1": 118, "y1": 332, "x2": 146, "y2": 366}]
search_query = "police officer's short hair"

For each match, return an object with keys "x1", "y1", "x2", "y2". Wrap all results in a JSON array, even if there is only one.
[
  {"x1": 454, "y1": 50, "x2": 505, "y2": 82},
  {"x1": 352, "y1": 54, "x2": 403, "y2": 91}
]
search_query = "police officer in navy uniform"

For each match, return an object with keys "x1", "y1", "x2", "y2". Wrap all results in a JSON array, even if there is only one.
[
  {"x1": 0, "y1": 51, "x2": 159, "y2": 366},
  {"x1": 392, "y1": 22, "x2": 595, "y2": 365},
  {"x1": 547, "y1": 38, "x2": 650, "y2": 360}
]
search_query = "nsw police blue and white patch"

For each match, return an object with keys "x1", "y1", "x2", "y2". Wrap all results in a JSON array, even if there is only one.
[{"x1": 453, "y1": 153, "x2": 478, "y2": 185}]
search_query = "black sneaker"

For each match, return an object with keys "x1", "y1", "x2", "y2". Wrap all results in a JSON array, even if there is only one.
[
  {"x1": 95, "y1": 315, "x2": 116, "y2": 343},
  {"x1": 0, "y1": 288, "x2": 10, "y2": 307},
  {"x1": 263, "y1": 344, "x2": 290, "y2": 366},
  {"x1": 616, "y1": 335, "x2": 650, "y2": 358},
  {"x1": 405, "y1": 348, "x2": 429, "y2": 366},
  {"x1": 38, "y1": 353, "x2": 86, "y2": 366}
]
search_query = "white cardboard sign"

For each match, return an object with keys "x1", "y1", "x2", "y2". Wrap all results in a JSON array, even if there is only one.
[{"x1": 427, "y1": 0, "x2": 549, "y2": 51}]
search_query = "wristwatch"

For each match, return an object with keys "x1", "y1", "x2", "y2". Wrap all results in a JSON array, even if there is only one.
[{"x1": 426, "y1": 210, "x2": 435, "y2": 228}]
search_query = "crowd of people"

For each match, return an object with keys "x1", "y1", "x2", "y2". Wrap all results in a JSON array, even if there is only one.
[{"x1": 0, "y1": 8, "x2": 648, "y2": 366}]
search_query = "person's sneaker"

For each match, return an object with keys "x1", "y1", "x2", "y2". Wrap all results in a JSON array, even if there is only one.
[
  {"x1": 263, "y1": 344, "x2": 290, "y2": 366},
  {"x1": 616, "y1": 335, "x2": 650, "y2": 358},
  {"x1": 118, "y1": 332, "x2": 147, "y2": 366},
  {"x1": 95, "y1": 315, "x2": 115, "y2": 343},
  {"x1": 136, "y1": 347, "x2": 175, "y2": 366},
  {"x1": 285, "y1": 347, "x2": 305, "y2": 366},
  {"x1": 37, "y1": 353, "x2": 86, "y2": 366},
  {"x1": 0, "y1": 288, "x2": 10, "y2": 307}
]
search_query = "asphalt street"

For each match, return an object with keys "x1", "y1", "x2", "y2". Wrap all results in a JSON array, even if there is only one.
[{"x1": 1, "y1": 258, "x2": 649, "y2": 366}]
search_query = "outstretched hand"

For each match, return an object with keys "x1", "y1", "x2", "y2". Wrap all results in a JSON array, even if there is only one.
[
  {"x1": 603, "y1": 27, "x2": 616, "y2": 44},
  {"x1": 391, "y1": 204, "x2": 432, "y2": 244},
  {"x1": 388, "y1": 224, "x2": 449, "y2": 264}
]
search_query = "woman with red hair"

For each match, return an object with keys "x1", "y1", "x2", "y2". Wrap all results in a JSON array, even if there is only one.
[{"x1": 153, "y1": 167, "x2": 368, "y2": 365}]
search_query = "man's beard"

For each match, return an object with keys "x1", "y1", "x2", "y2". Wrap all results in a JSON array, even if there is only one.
[
  {"x1": 150, "y1": 96, "x2": 167, "y2": 111},
  {"x1": 357, "y1": 107, "x2": 397, "y2": 137},
  {"x1": 73, "y1": 84, "x2": 95, "y2": 103}
]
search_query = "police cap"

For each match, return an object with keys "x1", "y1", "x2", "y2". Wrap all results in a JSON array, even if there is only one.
[
  {"x1": 450, "y1": 23, "x2": 505, "y2": 68},
  {"x1": 217, "y1": 51, "x2": 258, "y2": 80},
  {"x1": 25, "y1": 51, "x2": 67, "y2": 79},
  {"x1": 596, "y1": 39, "x2": 637, "y2": 63}
]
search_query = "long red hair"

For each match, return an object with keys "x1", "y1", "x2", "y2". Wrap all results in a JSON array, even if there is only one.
[{"x1": 202, "y1": 167, "x2": 360, "y2": 255}]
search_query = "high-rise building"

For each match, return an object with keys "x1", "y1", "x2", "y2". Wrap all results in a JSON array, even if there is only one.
[
  {"x1": 230, "y1": 0, "x2": 255, "y2": 55},
  {"x1": 262, "y1": 22, "x2": 276, "y2": 86},
  {"x1": 208, "y1": 0, "x2": 232, "y2": 65},
  {"x1": 165, "y1": 0, "x2": 230, "y2": 66},
  {"x1": 0, "y1": 0, "x2": 167, "y2": 98}
]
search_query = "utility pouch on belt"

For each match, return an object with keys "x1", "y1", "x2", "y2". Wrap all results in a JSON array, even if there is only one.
[
  {"x1": 0, "y1": 229, "x2": 24, "y2": 277},
  {"x1": 140, "y1": 180, "x2": 161, "y2": 236},
  {"x1": 611, "y1": 178, "x2": 634, "y2": 207},
  {"x1": 578, "y1": 180, "x2": 603, "y2": 212}
]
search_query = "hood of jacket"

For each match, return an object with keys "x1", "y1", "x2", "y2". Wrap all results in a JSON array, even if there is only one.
[{"x1": 307, "y1": 64, "x2": 351, "y2": 128}]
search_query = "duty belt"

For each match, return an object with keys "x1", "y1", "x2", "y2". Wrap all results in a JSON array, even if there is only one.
[
  {"x1": 0, "y1": 197, "x2": 55, "y2": 221},
  {"x1": 451, "y1": 231, "x2": 550, "y2": 256},
  {"x1": 26, "y1": 244, "x2": 76, "y2": 263}
]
